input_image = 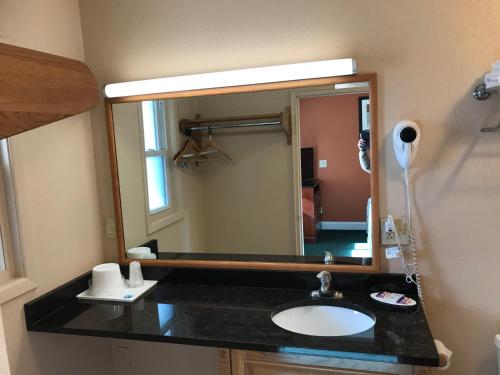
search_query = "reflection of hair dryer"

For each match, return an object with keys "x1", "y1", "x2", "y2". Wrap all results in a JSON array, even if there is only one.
[{"x1": 393, "y1": 120, "x2": 420, "y2": 169}]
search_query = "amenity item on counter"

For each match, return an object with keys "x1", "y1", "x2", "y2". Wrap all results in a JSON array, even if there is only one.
[
  {"x1": 128, "y1": 261, "x2": 144, "y2": 288},
  {"x1": 126, "y1": 247, "x2": 157, "y2": 259},
  {"x1": 88, "y1": 263, "x2": 126, "y2": 295},
  {"x1": 434, "y1": 339, "x2": 452, "y2": 371},
  {"x1": 77, "y1": 262, "x2": 157, "y2": 302}
]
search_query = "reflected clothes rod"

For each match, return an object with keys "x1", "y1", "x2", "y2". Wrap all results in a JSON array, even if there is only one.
[
  {"x1": 188, "y1": 120, "x2": 282, "y2": 132},
  {"x1": 180, "y1": 108, "x2": 292, "y2": 144}
]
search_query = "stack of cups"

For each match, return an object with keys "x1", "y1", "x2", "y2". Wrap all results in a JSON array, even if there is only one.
[
  {"x1": 126, "y1": 247, "x2": 157, "y2": 260},
  {"x1": 128, "y1": 261, "x2": 144, "y2": 288}
]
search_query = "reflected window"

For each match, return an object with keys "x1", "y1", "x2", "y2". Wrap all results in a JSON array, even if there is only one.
[
  {"x1": 157, "y1": 303, "x2": 175, "y2": 334},
  {"x1": 140, "y1": 101, "x2": 170, "y2": 214}
]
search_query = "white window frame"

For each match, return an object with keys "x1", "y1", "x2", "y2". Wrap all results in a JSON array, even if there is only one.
[
  {"x1": 0, "y1": 184, "x2": 13, "y2": 286},
  {"x1": 138, "y1": 100, "x2": 183, "y2": 234},
  {"x1": 0, "y1": 139, "x2": 36, "y2": 303}
]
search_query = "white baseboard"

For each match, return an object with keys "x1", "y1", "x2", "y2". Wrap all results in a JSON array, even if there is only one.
[{"x1": 321, "y1": 221, "x2": 367, "y2": 230}]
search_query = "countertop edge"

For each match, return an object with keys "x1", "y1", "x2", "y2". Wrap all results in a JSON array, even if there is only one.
[
  {"x1": 24, "y1": 267, "x2": 439, "y2": 368},
  {"x1": 28, "y1": 325, "x2": 439, "y2": 367}
]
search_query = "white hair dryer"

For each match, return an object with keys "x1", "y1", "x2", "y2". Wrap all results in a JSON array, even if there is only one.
[{"x1": 393, "y1": 120, "x2": 420, "y2": 169}]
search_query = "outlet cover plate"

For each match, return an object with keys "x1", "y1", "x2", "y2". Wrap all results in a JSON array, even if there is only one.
[
  {"x1": 104, "y1": 217, "x2": 116, "y2": 239},
  {"x1": 380, "y1": 217, "x2": 409, "y2": 245}
]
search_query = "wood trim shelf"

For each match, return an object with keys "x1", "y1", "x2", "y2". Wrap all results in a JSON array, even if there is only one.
[{"x1": 0, "y1": 42, "x2": 99, "y2": 138}]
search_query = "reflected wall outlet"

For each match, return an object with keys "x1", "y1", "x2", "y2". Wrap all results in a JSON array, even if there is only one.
[
  {"x1": 380, "y1": 217, "x2": 409, "y2": 245},
  {"x1": 104, "y1": 217, "x2": 116, "y2": 239}
]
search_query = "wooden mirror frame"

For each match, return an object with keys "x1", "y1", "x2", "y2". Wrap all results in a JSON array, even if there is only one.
[{"x1": 105, "y1": 73, "x2": 379, "y2": 272}]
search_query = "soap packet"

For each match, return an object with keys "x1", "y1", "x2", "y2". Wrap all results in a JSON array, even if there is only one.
[{"x1": 370, "y1": 291, "x2": 417, "y2": 307}]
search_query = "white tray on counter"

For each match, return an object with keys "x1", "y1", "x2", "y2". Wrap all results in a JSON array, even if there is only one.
[{"x1": 76, "y1": 280, "x2": 157, "y2": 303}]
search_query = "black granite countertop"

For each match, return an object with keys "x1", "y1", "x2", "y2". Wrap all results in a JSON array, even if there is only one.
[{"x1": 24, "y1": 267, "x2": 439, "y2": 367}]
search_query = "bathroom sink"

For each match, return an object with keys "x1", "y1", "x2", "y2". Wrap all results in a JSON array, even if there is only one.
[{"x1": 271, "y1": 305, "x2": 375, "y2": 336}]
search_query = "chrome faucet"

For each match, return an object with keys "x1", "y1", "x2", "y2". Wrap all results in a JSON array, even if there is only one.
[
  {"x1": 310, "y1": 271, "x2": 343, "y2": 299},
  {"x1": 324, "y1": 251, "x2": 335, "y2": 264}
]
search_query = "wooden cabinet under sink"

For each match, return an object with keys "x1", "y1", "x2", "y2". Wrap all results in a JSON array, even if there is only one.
[{"x1": 219, "y1": 349, "x2": 429, "y2": 375}]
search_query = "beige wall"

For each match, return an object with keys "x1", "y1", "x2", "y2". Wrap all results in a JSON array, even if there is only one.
[
  {"x1": 196, "y1": 91, "x2": 295, "y2": 254},
  {"x1": 113, "y1": 99, "x2": 205, "y2": 253},
  {"x1": 0, "y1": 0, "x2": 113, "y2": 374},
  {"x1": 79, "y1": 1, "x2": 500, "y2": 374}
]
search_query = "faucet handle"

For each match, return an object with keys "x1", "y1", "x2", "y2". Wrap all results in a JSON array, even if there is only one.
[
  {"x1": 316, "y1": 270, "x2": 331, "y2": 281},
  {"x1": 316, "y1": 271, "x2": 332, "y2": 290},
  {"x1": 312, "y1": 271, "x2": 343, "y2": 300},
  {"x1": 324, "y1": 251, "x2": 335, "y2": 264}
]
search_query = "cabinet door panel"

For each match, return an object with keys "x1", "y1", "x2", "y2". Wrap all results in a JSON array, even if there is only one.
[
  {"x1": 219, "y1": 349, "x2": 232, "y2": 375},
  {"x1": 243, "y1": 360, "x2": 391, "y2": 375},
  {"x1": 230, "y1": 350, "x2": 394, "y2": 375}
]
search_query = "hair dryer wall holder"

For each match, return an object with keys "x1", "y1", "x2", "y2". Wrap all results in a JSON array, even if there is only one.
[{"x1": 472, "y1": 83, "x2": 500, "y2": 133}]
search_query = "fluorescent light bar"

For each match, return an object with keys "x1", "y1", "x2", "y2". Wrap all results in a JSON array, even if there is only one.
[
  {"x1": 334, "y1": 82, "x2": 369, "y2": 90},
  {"x1": 104, "y1": 58, "x2": 357, "y2": 98}
]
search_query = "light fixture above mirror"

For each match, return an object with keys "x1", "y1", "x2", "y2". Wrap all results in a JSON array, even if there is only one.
[{"x1": 103, "y1": 58, "x2": 357, "y2": 99}]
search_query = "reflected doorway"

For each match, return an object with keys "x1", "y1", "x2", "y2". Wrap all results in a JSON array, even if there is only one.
[{"x1": 293, "y1": 87, "x2": 372, "y2": 259}]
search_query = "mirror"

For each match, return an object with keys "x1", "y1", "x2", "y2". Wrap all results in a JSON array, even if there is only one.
[{"x1": 107, "y1": 74, "x2": 379, "y2": 272}]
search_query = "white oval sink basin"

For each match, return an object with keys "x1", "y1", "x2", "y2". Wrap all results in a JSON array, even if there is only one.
[{"x1": 272, "y1": 305, "x2": 375, "y2": 337}]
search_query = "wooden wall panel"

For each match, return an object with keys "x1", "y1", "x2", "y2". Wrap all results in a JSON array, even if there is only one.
[{"x1": 0, "y1": 42, "x2": 99, "y2": 138}]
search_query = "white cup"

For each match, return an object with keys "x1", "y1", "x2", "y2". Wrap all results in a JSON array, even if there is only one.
[
  {"x1": 128, "y1": 261, "x2": 144, "y2": 288},
  {"x1": 126, "y1": 247, "x2": 157, "y2": 260},
  {"x1": 90, "y1": 263, "x2": 126, "y2": 295}
]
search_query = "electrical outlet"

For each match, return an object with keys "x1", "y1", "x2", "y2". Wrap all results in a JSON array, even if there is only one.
[
  {"x1": 380, "y1": 217, "x2": 409, "y2": 245},
  {"x1": 386, "y1": 226, "x2": 395, "y2": 240},
  {"x1": 104, "y1": 218, "x2": 116, "y2": 239},
  {"x1": 319, "y1": 160, "x2": 327, "y2": 168}
]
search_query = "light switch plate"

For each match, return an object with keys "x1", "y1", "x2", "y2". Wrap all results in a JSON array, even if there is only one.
[
  {"x1": 319, "y1": 160, "x2": 327, "y2": 168},
  {"x1": 380, "y1": 217, "x2": 409, "y2": 245}
]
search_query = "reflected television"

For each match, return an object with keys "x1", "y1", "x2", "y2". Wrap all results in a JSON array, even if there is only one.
[{"x1": 301, "y1": 147, "x2": 314, "y2": 183}]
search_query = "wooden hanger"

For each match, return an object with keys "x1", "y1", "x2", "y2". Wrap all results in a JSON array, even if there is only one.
[
  {"x1": 199, "y1": 127, "x2": 232, "y2": 161},
  {"x1": 174, "y1": 137, "x2": 208, "y2": 167}
]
